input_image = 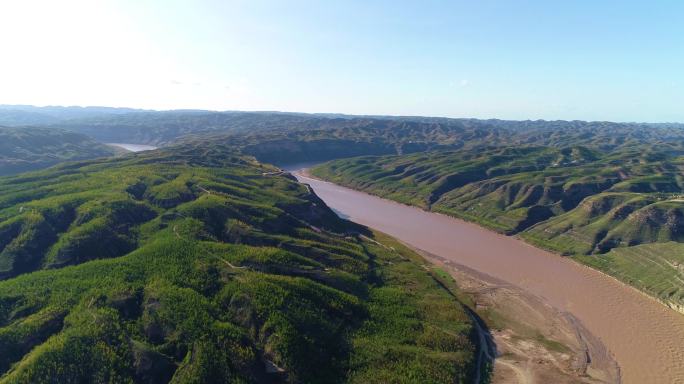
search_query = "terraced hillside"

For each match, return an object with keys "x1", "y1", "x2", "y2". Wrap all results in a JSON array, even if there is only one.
[
  {"x1": 0, "y1": 127, "x2": 119, "y2": 176},
  {"x1": 0, "y1": 145, "x2": 478, "y2": 383},
  {"x1": 311, "y1": 145, "x2": 684, "y2": 311}
]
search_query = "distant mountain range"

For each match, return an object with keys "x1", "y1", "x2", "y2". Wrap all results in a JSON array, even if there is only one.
[
  {"x1": 0, "y1": 105, "x2": 145, "y2": 126},
  {"x1": 2, "y1": 105, "x2": 683, "y2": 149},
  {"x1": 3, "y1": 104, "x2": 684, "y2": 176}
]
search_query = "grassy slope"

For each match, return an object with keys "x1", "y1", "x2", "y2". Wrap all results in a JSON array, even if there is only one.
[
  {"x1": 0, "y1": 144, "x2": 478, "y2": 383},
  {"x1": 577, "y1": 242, "x2": 684, "y2": 310},
  {"x1": 311, "y1": 146, "x2": 684, "y2": 310},
  {"x1": 0, "y1": 127, "x2": 118, "y2": 176}
]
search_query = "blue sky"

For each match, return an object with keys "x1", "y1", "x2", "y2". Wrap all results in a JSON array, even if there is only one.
[{"x1": 0, "y1": 0, "x2": 682, "y2": 121}]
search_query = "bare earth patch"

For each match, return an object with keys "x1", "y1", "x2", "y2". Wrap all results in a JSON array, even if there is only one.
[{"x1": 419, "y1": 249, "x2": 621, "y2": 384}]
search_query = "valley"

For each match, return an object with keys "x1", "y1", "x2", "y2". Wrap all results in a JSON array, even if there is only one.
[
  {"x1": 294, "y1": 168, "x2": 684, "y2": 383},
  {"x1": 311, "y1": 146, "x2": 684, "y2": 312},
  {"x1": 3, "y1": 108, "x2": 684, "y2": 382},
  {"x1": 3, "y1": 1, "x2": 683, "y2": 382}
]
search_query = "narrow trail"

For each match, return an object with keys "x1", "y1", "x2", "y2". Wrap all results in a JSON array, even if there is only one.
[{"x1": 196, "y1": 185, "x2": 212, "y2": 195}]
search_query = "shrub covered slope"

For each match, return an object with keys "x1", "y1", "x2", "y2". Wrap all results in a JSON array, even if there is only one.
[{"x1": 0, "y1": 144, "x2": 478, "y2": 383}]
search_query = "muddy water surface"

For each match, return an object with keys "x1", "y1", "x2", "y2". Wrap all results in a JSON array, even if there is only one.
[{"x1": 294, "y1": 171, "x2": 684, "y2": 384}]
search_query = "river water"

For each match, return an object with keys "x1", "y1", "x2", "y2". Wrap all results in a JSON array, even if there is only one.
[
  {"x1": 107, "y1": 143, "x2": 158, "y2": 152},
  {"x1": 293, "y1": 170, "x2": 684, "y2": 384}
]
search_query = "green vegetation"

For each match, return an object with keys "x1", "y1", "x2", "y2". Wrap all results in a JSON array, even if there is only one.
[
  {"x1": 311, "y1": 145, "x2": 684, "y2": 309},
  {"x1": 577, "y1": 242, "x2": 684, "y2": 310},
  {"x1": 12, "y1": 106, "x2": 681, "y2": 162},
  {"x1": 203, "y1": 116, "x2": 684, "y2": 165},
  {"x1": 0, "y1": 144, "x2": 478, "y2": 383},
  {"x1": 9, "y1": 105, "x2": 684, "y2": 380},
  {"x1": 9, "y1": 105, "x2": 684, "y2": 170},
  {"x1": 0, "y1": 127, "x2": 118, "y2": 176}
]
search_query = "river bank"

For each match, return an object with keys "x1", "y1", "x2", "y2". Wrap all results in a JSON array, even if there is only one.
[
  {"x1": 420, "y1": 247, "x2": 620, "y2": 383},
  {"x1": 293, "y1": 169, "x2": 684, "y2": 384}
]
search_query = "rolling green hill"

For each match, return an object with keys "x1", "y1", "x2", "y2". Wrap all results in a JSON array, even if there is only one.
[
  {"x1": 0, "y1": 127, "x2": 119, "y2": 176},
  {"x1": 311, "y1": 145, "x2": 684, "y2": 310},
  {"x1": 0, "y1": 144, "x2": 478, "y2": 383}
]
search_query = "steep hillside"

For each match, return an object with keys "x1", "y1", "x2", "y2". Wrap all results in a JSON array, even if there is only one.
[
  {"x1": 311, "y1": 146, "x2": 684, "y2": 309},
  {"x1": 0, "y1": 145, "x2": 478, "y2": 383},
  {"x1": 0, "y1": 127, "x2": 119, "y2": 176}
]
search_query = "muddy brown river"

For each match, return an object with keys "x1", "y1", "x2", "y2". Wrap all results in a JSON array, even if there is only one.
[{"x1": 293, "y1": 170, "x2": 684, "y2": 384}]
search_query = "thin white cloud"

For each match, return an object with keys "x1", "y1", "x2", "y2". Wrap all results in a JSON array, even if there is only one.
[{"x1": 449, "y1": 79, "x2": 470, "y2": 88}]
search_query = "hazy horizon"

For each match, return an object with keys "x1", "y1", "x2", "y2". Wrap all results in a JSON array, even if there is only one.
[
  {"x1": 3, "y1": 103, "x2": 684, "y2": 125},
  {"x1": 1, "y1": 1, "x2": 682, "y2": 122}
]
